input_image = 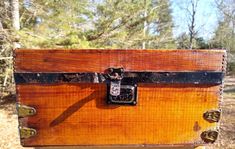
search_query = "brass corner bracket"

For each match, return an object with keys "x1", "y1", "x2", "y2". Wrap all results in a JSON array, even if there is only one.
[
  {"x1": 19, "y1": 127, "x2": 37, "y2": 139},
  {"x1": 203, "y1": 110, "x2": 221, "y2": 123},
  {"x1": 17, "y1": 104, "x2": 36, "y2": 118},
  {"x1": 201, "y1": 130, "x2": 218, "y2": 143}
]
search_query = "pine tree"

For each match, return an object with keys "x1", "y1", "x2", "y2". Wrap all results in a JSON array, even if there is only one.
[
  {"x1": 209, "y1": 0, "x2": 235, "y2": 73},
  {"x1": 210, "y1": 20, "x2": 235, "y2": 73},
  {"x1": 149, "y1": 0, "x2": 175, "y2": 48},
  {"x1": 19, "y1": 0, "x2": 92, "y2": 48},
  {"x1": 18, "y1": 0, "x2": 175, "y2": 49},
  {"x1": 212, "y1": 0, "x2": 235, "y2": 52},
  {"x1": 86, "y1": 0, "x2": 176, "y2": 49},
  {"x1": 210, "y1": 20, "x2": 234, "y2": 50}
]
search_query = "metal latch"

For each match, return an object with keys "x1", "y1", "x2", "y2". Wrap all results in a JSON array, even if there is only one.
[
  {"x1": 203, "y1": 110, "x2": 220, "y2": 123},
  {"x1": 19, "y1": 127, "x2": 37, "y2": 139},
  {"x1": 107, "y1": 68, "x2": 137, "y2": 105},
  {"x1": 17, "y1": 104, "x2": 36, "y2": 118}
]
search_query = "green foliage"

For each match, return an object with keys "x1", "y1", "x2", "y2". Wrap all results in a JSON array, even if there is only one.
[
  {"x1": 209, "y1": 0, "x2": 235, "y2": 74},
  {"x1": 176, "y1": 33, "x2": 209, "y2": 49},
  {"x1": 176, "y1": 33, "x2": 190, "y2": 49},
  {"x1": 18, "y1": 0, "x2": 176, "y2": 49},
  {"x1": 0, "y1": 0, "x2": 15, "y2": 96},
  {"x1": 195, "y1": 37, "x2": 209, "y2": 49},
  {"x1": 209, "y1": 21, "x2": 235, "y2": 51},
  {"x1": 19, "y1": 0, "x2": 93, "y2": 48},
  {"x1": 209, "y1": 20, "x2": 235, "y2": 74},
  {"x1": 86, "y1": 0, "x2": 175, "y2": 48}
]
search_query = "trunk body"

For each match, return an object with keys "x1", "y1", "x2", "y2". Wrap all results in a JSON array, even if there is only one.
[{"x1": 14, "y1": 49, "x2": 226, "y2": 147}]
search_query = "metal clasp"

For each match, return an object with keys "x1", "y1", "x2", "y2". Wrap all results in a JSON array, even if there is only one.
[
  {"x1": 107, "y1": 68, "x2": 137, "y2": 105},
  {"x1": 107, "y1": 68, "x2": 124, "y2": 96}
]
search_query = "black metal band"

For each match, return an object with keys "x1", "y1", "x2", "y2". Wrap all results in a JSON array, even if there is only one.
[{"x1": 14, "y1": 72, "x2": 224, "y2": 85}]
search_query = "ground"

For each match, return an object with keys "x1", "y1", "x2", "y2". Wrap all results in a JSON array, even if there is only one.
[
  {"x1": 216, "y1": 76, "x2": 235, "y2": 149},
  {"x1": 0, "y1": 76, "x2": 234, "y2": 149},
  {"x1": 0, "y1": 97, "x2": 30, "y2": 149}
]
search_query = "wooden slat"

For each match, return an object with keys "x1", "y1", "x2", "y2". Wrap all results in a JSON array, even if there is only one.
[
  {"x1": 17, "y1": 83, "x2": 219, "y2": 146},
  {"x1": 14, "y1": 49, "x2": 225, "y2": 73}
]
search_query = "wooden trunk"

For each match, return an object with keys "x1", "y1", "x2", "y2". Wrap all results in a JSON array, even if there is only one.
[{"x1": 14, "y1": 49, "x2": 226, "y2": 147}]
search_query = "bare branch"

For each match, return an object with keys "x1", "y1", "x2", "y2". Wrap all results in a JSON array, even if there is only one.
[{"x1": 0, "y1": 57, "x2": 13, "y2": 60}]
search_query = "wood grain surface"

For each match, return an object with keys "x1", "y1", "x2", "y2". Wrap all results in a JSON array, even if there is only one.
[
  {"x1": 17, "y1": 83, "x2": 219, "y2": 146},
  {"x1": 14, "y1": 49, "x2": 225, "y2": 146},
  {"x1": 14, "y1": 49, "x2": 225, "y2": 73}
]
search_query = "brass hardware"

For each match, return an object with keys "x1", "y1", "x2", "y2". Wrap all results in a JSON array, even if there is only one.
[
  {"x1": 201, "y1": 130, "x2": 218, "y2": 143},
  {"x1": 17, "y1": 104, "x2": 36, "y2": 118},
  {"x1": 19, "y1": 127, "x2": 37, "y2": 139},
  {"x1": 203, "y1": 110, "x2": 220, "y2": 123}
]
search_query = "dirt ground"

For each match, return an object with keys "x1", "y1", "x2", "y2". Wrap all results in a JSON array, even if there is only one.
[
  {"x1": 0, "y1": 77, "x2": 234, "y2": 149},
  {"x1": 216, "y1": 76, "x2": 235, "y2": 149},
  {"x1": 0, "y1": 96, "x2": 29, "y2": 149}
]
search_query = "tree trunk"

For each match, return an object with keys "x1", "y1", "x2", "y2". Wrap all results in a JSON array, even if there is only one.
[
  {"x1": 11, "y1": 0, "x2": 20, "y2": 30},
  {"x1": 11, "y1": 0, "x2": 21, "y2": 48},
  {"x1": 142, "y1": 0, "x2": 147, "y2": 49},
  {"x1": 189, "y1": 0, "x2": 198, "y2": 49}
]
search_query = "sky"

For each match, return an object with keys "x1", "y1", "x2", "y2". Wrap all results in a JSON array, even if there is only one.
[{"x1": 171, "y1": 0, "x2": 220, "y2": 40}]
